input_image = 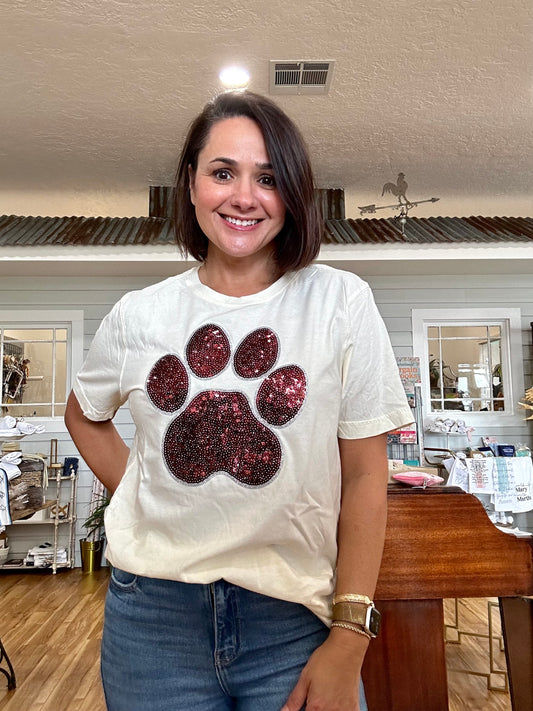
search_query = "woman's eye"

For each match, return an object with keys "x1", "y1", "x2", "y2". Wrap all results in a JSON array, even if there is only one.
[
  {"x1": 259, "y1": 174, "x2": 276, "y2": 187},
  {"x1": 214, "y1": 169, "x2": 231, "y2": 181}
]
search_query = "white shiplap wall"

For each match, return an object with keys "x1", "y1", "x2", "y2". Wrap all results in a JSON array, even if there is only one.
[
  {"x1": 366, "y1": 272, "x2": 533, "y2": 434},
  {"x1": 2, "y1": 275, "x2": 156, "y2": 565},
  {"x1": 366, "y1": 271, "x2": 533, "y2": 533},
  {"x1": 3, "y1": 268, "x2": 532, "y2": 563}
]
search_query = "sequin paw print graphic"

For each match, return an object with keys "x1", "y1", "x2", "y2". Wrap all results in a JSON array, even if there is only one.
[{"x1": 146, "y1": 324, "x2": 306, "y2": 486}]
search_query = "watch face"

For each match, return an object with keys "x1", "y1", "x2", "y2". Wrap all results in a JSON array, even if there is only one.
[{"x1": 369, "y1": 608, "x2": 381, "y2": 637}]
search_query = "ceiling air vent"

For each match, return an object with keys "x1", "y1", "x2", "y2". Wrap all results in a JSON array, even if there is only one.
[{"x1": 269, "y1": 60, "x2": 335, "y2": 95}]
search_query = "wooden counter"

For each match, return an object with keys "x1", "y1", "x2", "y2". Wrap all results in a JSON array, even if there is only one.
[{"x1": 361, "y1": 485, "x2": 533, "y2": 711}]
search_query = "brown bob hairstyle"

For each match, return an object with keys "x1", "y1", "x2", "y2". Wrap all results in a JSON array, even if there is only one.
[{"x1": 173, "y1": 91, "x2": 323, "y2": 272}]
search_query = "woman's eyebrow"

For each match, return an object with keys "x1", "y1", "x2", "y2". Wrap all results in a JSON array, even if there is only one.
[{"x1": 208, "y1": 157, "x2": 273, "y2": 170}]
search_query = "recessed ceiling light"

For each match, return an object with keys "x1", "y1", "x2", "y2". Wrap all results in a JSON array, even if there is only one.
[{"x1": 219, "y1": 66, "x2": 250, "y2": 88}]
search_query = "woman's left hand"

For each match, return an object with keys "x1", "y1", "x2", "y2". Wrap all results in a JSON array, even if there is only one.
[{"x1": 280, "y1": 629, "x2": 368, "y2": 711}]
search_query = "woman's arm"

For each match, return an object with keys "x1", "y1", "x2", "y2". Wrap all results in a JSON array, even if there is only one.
[
  {"x1": 334, "y1": 432, "x2": 389, "y2": 603},
  {"x1": 64, "y1": 391, "x2": 130, "y2": 495},
  {"x1": 282, "y1": 432, "x2": 389, "y2": 711}
]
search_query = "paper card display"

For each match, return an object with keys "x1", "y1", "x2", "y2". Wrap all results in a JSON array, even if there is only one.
[
  {"x1": 448, "y1": 456, "x2": 533, "y2": 513},
  {"x1": 492, "y1": 457, "x2": 533, "y2": 513},
  {"x1": 443, "y1": 457, "x2": 469, "y2": 492},
  {"x1": 466, "y1": 458, "x2": 495, "y2": 494}
]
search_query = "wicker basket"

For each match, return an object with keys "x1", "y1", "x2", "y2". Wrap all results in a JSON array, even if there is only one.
[{"x1": 8, "y1": 458, "x2": 46, "y2": 522}]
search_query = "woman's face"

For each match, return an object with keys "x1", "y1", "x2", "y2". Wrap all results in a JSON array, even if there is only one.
[{"x1": 189, "y1": 116, "x2": 286, "y2": 267}]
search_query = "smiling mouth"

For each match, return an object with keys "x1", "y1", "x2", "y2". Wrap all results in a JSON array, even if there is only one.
[{"x1": 222, "y1": 215, "x2": 261, "y2": 227}]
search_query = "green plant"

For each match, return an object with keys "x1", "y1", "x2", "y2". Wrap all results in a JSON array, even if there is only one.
[{"x1": 82, "y1": 495, "x2": 110, "y2": 541}]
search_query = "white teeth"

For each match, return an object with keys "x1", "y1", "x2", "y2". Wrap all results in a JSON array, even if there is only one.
[{"x1": 225, "y1": 216, "x2": 259, "y2": 227}]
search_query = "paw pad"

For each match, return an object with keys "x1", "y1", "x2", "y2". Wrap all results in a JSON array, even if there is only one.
[{"x1": 146, "y1": 325, "x2": 306, "y2": 486}]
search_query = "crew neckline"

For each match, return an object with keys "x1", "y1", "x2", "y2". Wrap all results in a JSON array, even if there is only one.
[{"x1": 186, "y1": 265, "x2": 301, "y2": 305}]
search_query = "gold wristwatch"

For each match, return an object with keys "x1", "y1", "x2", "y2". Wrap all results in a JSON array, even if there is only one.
[{"x1": 332, "y1": 600, "x2": 381, "y2": 638}]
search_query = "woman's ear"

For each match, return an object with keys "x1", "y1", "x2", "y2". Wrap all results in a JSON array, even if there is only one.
[{"x1": 188, "y1": 165, "x2": 196, "y2": 206}]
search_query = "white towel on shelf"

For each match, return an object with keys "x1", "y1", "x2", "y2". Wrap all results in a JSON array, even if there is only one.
[
  {"x1": 3, "y1": 465, "x2": 21, "y2": 481},
  {"x1": 0, "y1": 416, "x2": 17, "y2": 430},
  {"x1": 16, "y1": 422, "x2": 46, "y2": 435},
  {"x1": 1, "y1": 452, "x2": 22, "y2": 481},
  {"x1": 1, "y1": 452, "x2": 22, "y2": 464},
  {"x1": 25, "y1": 544, "x2": 67, "y2": 568},
  {"x1": 0, "y1": 419, "x2": 46, "y2": 437}
]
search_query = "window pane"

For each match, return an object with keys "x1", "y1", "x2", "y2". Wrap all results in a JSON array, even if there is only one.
[
  {"x1": 430, "y1": 398, "x2": 443, "y2": 411},
  {"x1": 54, "y1": 342, "x2": 67, "y2": 404},
  {"x1": 54, "y1": 403, "x2": 66, "y2": 417},
  {"x1": 1, "y1": 317, "x2": 76, "y2": 419},
  {"x1": 2, "y1": 365, "x2": 25, "y2": 401},
  {"x1": 425, "y1": 323, "x2": 506, "y2": 414},
  {"x1": 4, "y1": 328, "x2": 54, "y2": 341},
  {"x1": 5, "y1": 404, "x2": 53, "y2": 417},
  {"x1": 490, "y1": 340, "x2": 502, "y2": 371},
  {"x1": 428, "y1": 342, "x2": 440, "y2": 385},
  {"x1": 427, "y1": 327, "x2": 439, "y2": 338},
  {"x1": 21, "y1": 342, "x2": 53, "y2": 403},
  {"x1": 440, "y1": 326, "x2": 487, "y2": 339}
]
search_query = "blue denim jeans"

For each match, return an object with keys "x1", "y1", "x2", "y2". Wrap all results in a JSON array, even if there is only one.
[{"x1": 101, "y1": 568, "x2": 367, "y2": 711}]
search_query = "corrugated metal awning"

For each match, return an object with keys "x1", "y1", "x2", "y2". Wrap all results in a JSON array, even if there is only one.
[
  {"x1": 1, "y1": 213, "x2": 533, "y2": 248},
  {"x1": 0, "y1": 214, "x2": 175, "y2": 247},
  {"x1": 324, "y1": 216, "x2": 533, "y2": 245}
]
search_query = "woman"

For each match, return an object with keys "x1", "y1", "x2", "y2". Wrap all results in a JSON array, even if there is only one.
[{"x1": 65, "y1": 90, "x2": 412, "y2": 711}]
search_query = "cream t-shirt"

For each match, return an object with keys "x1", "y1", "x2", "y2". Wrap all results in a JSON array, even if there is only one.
[{"x1": 74, "y1": 264, "x2": 412, "y2": 624}]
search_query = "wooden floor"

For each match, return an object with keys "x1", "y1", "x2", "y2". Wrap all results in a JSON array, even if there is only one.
[
  {"x1": 444, "y1": 597, "x2": 511, "y2": 711},
  {"x1": 0, "y1": 570, "x2": 513, "y2": 710},
  {"x1": 0, "y1": 569, "x2": 108, "y2": 711}
]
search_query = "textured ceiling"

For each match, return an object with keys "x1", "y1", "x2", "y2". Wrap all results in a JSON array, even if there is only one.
[{"x1": 2, "y1": 0, "x2": 533, "y2": 214}]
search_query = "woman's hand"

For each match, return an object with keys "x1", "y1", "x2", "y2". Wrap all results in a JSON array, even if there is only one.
[{"x1": 281, "y1": 628, "x2": 368, "y2": 711}]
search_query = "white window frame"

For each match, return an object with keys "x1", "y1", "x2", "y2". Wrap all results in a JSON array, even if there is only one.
[
  {"x1": 412, "y1": 308, "x2": 525, "y2": 427},
  {"x1": 0, "y1": 310, "x2": 84, "y2": 431}
]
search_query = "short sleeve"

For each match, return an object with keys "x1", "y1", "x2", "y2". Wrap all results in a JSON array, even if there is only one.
[
  {"x1": 73, "y1": 299, "x2": 128, "y2": 421},
  {"x1": 338, "y1": 284, "x2": 413, "y2": 439}
]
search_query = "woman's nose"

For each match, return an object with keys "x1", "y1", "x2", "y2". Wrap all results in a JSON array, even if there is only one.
[{"x1": 230, "y1": 178, "x2": 257, "y2": 210}]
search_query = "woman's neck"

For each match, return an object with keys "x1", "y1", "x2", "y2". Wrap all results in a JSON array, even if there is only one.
[{"x1": 198, "y1": 254, "x2": 283, "y2": 297}]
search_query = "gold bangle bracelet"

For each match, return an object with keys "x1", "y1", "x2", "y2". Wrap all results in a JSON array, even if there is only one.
[
  {"x1": 333, "y1": 593, "x2": 373, "y2": 605},
  {"x1": 331, "y1": 621, "x2": 372, "y2": 640}
]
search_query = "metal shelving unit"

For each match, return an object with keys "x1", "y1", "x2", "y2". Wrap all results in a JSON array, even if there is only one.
[{"x1": 1, "y1": 439, "x2": 77, "y2": 573}]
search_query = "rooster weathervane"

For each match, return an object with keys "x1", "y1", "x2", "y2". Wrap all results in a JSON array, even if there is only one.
[{"x1": 358, "y1": 173, "x2": 440, "y2": 233}]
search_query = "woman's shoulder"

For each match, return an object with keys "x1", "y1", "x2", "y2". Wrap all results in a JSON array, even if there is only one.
[
  {"x1": 297, "y1": 263, "x2": 370, "y2": 296},
  {"x1": 116, "y1": 269, "x2": 195, "y2": 311}
]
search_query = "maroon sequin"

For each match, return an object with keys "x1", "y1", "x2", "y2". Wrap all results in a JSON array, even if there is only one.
[
  {"x1": 146, "y1": 323, "x2": 306, "y2": 487},
  {"x1": 256, "y1": 366, "x2": 307, "y2": 426},
  {"x1": 186, "y1": 324, "x2": 230, "y2": 378},
  {"x1": 146, "y1": 354, "x2": 188, "y2": 412},
  {"x1": 234, "y1": 328, "x2": 278, "y2": 379},
  {"x1": 163, "y1": 391, "x2": 282, "y2": 485}
]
